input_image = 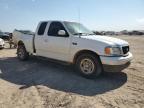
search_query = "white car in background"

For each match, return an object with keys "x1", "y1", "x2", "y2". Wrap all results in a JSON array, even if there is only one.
[{"x1": 0, "y1": 38, "x2": 5, "y2": 49}]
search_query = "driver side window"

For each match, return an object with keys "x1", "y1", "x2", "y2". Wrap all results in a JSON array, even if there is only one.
[{"x1": 48, "y1": 22, "x2": 69, "y2": 37}]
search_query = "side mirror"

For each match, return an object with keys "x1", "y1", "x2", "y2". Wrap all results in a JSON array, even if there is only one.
[{"x1": 58, "y1": 30, "x2": 66, "y2": 36}]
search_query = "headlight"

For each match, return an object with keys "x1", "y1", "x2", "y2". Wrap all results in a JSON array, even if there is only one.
[{"x1": 105, "y1": 46, "x2": 122, "y2": 56}]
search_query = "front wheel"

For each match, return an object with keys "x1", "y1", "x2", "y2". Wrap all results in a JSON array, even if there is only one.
[
  {"x1": 17, "y1": 45, "x2": 29, "y2": 61},
  {"x1": 75, "y1": 54, "x2": 102, "y2": 78}
]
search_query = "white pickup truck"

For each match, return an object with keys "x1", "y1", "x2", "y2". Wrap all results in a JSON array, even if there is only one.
[{"x1": 13, "y1": 21, "x2": 133, "y2": 78}]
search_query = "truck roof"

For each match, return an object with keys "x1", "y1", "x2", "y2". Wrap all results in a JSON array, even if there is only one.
[{"x1": 39, "y1": 20, "x2": 79, "y2": 23}]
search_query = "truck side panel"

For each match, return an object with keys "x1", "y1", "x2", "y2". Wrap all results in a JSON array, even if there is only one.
[{"x1": 13, "y1": 30, "x2": 34, "y2": 54}]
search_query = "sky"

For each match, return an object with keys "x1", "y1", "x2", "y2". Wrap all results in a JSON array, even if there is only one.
[{"x1": 0, "y1": 0, "x2": 144, "y2": 32}]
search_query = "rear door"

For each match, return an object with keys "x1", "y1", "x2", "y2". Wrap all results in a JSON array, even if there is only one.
[{"x1": 35, "y1": 22, "x2": 49, "y2": 56}]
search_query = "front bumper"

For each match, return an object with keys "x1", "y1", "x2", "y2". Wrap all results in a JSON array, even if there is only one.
[
  {"x1": 103, "y1": 62, "x2": 131, "y2": 72},
  {"x1": 100, "y1": 52, "x2": 133, "y2": 72}
]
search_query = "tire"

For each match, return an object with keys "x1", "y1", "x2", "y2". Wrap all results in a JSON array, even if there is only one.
[
  {"x1": 17, "y1": 45, "x2": 29, "y2": 61},
  {"x1": 10, "y1": 44, "x2": 12, "y2": 49},
  {"x1": 0, "y1": 48, "x2": 4, "y2": 50},
  {"x1": 75, "y1": 54, "x2": 102, "y2": 78}
]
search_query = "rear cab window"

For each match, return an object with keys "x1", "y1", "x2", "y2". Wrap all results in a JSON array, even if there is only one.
[{"x1": 37, "y1": 22, "x2": 47, "y2": 35}]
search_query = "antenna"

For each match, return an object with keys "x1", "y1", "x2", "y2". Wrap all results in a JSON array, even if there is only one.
[
  {"x1": 78, "y1": 6, "x2": 80, "y2": 24},
  {"x1": 78, "y1": 5, "x2": 81, "y2": 38}
]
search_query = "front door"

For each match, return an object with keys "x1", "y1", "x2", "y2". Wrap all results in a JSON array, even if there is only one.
[{"x1": 45, "y1": 21, "x2": 71, "y2": 61}]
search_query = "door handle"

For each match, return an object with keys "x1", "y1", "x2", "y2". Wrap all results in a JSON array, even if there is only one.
[
  {"x1": 72, "y1": 42, "x2": 77, "y2": 45},
  {"x1": 44, "y1": 39, "x2": 48, "y2": 42}
]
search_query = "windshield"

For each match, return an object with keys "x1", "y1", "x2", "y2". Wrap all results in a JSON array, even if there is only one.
[{"x1": 64, "y1": 22, "x2": 94, "y2": 36}]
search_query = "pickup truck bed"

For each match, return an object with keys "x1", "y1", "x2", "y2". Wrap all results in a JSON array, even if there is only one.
[{"x1": 13, "y1": 30, "x2": 34, "y2": 53}]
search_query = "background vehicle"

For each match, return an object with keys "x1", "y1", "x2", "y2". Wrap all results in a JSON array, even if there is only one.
[
  {"x1": 0, "y1": 32, "x2": 10, "y2": 41},
  {"x1": 0, "y1": 38, "x2": 5, "y2": 49},
  {"x1": 13, "y1": 21, "x2": 133, "y2": 78}
]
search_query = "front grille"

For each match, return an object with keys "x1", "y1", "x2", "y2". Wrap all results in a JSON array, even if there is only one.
[{"x1": 122, "y1": 46, "x2": 129, "y2": 54}]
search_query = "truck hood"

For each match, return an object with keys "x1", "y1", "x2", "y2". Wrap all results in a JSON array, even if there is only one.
[{"x1": 81, "y1": 35, "x2": 129, "y2": 46}]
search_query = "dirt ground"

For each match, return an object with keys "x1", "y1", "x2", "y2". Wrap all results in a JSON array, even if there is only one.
[{"x1": 0, "y1": 36, "x2": 144, "y2": 108}]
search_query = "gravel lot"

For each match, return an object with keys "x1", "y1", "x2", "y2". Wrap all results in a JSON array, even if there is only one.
[{"x1": 0, "y1": 36, "x2": 144, "y2": 108}]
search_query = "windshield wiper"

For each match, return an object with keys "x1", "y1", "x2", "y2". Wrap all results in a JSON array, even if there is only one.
[
  {"x1": 73, "y1": 33, "x2": 95, "y2": 36},
  {"x1": 73, "y1": 33, "x2": 88, "y2": 36},
  {"x1": 88, "y1": 33, "x2": 95, "y2": 35}
]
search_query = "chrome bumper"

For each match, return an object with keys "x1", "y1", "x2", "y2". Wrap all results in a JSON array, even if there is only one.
[{"x1": 100, "y1": 52, "x2": 133, "y2": 66}]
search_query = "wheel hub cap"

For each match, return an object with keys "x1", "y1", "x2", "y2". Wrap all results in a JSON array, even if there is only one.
[{"x1": 80, "y1": 58, "x2": 95, "y2": 74}]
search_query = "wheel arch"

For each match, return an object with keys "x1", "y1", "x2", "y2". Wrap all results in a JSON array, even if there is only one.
[
  {"x1": 17, "y1": 40, "x2": 25, "y2": 46},
  {"x1": 17, "y1": 40, "x2": 28, "y2": 51},
  {"x1": 73, "y1": 50, "x2": 101, "y2": 64}
]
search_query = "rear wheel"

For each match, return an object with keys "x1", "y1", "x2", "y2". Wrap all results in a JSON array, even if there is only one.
[
  {"x1": 75, "y1": 54, "x2": 102, "y2": 78},
  {"x1": 17, "y1": 45, "x2": 29, "y2": 61}
]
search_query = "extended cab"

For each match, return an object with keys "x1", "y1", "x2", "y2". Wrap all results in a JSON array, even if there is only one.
[{"x1": 13, "y1": 21, "x2": 133, "y2": 78}]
